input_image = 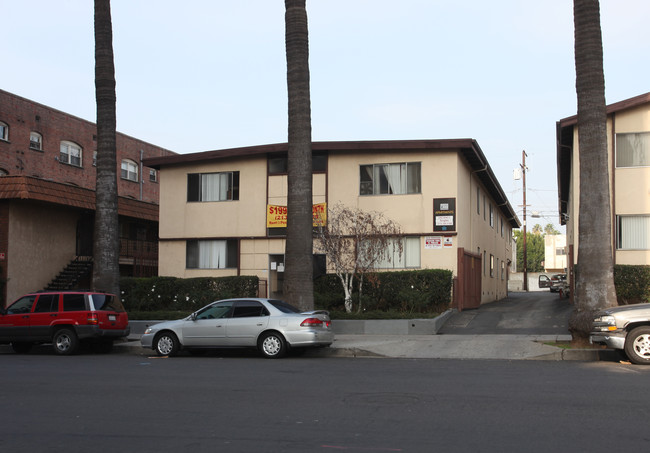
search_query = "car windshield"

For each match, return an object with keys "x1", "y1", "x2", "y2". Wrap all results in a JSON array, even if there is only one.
[
  {"x1": 268, "y1": 299, "x2": 301, "y2": 314},
  {"x1": 91, "y1": 294, "x2": 125, "y2": 312}
]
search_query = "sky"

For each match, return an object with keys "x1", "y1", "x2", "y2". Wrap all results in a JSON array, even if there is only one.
[{"x1": 3, "y1": 0, "x2": 650, "y2": 232}]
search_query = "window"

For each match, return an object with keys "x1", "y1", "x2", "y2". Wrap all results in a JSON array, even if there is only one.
[
  {"x1": 360, "y1": 162, "x2": 421, "y2": 195},
  {"x1": 617, "y1": 216, "x2": 650, "y2": 250},
  {"x1": 490, "y1": 255, "x2": 495, "y2": 277},
  {"x1": 489, "y1": 204, "x2": 494, "y2": 227},
  {"x1": 186, "y1": 239, "x2": 238, "y2": 269},
  {"x1": 60, "y1": 141, "x2": 82, "y2": 167},
  {"x1": 483, "y1": 196, "x2": 486, "y2": 220},
  {"x1": 29, "y1": 132, "x2": 42, "y2": 150},
  {"x1": 232, "y1": 301, "x2": 269, "y2": 318},
  {"x1": 149, "y1": 168, "x2": 157, "y2": 182},
  {"x1": 500, "y1": 218, "x2": 504, "y2": 237},
  {"x1": 121, "y1": 159, "x2": 138, "y2": 182},
  {"x1": 187, "y1": 172, "x2": 240, "y2": 202},
  {"x1": 501, "y1": 261, "x2": 505, "y2": 280},
  {"x1": 370, "y1": 237, "x2": 420, "y2": 269},
  {"x1": 34, "y1": 294, "x2": 58, "y2": 313},
  {"x1": 93, "y1": 151, "x2": 97, "y2": 166},
  {"x1": 556, "y1": 247, "x2": 566, "y2": 256},
  {"x1": 616, "y1": 132, "x2": 650, "y2": 167},
  {"x1": 483, "y1": 250, "x2": 487, "y2": 275},
  {"x1": 476, "y1": 187, "x2": 480, "y2": 215},
  {"x1": 63, "y1": 294, "x2": 86, "y2": 311},
  {"x1": 196, "y1": 302, "x2": 233, "y2": 320},
  {"x1": 0, "y1": 121, "x2": 8, "y2": 141}
]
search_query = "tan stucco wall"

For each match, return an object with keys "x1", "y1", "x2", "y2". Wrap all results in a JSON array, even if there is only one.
[
  {"x1": 157, "y1": 149, "x2": 515, "y2": 302},
  {"x1": 567, "y1": 102, "x2": 650, "y2": 266},
  {"x1": 6, "y1": 202, "x2": 78, "y2": 303}
]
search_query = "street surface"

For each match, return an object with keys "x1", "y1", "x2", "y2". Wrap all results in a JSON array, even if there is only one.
[{"x1": 1, "y1": 352, "x2": 648, "y2": 452}]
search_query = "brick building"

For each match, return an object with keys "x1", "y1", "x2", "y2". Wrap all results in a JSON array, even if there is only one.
[{"x1": 0, "y1": 89, "x2": 175, "y2": 305}]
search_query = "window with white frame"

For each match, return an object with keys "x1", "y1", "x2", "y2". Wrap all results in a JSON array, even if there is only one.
[
  {"x1": 617, "y1": 215, "x2": 650, "y2": 250},
  {"x1": 149, "y1": 168, "x2": 157, "y2": 182},
  {"x1": 360, "y1": 162, "x2": 421, "y2": 195},
  {"x1": 616, "y1": 132, "x2": 650, "y2": 167},
  {"x1": 121, "y1": 159, "x2": 138, "y2": 182},
  {"x1": 0, "y1": 121, "x2": 8, "y2": 141},
  {"x1": 186, "y1": 239, "x2": 238, "y2": 269},
  {"x1": 187, "y1": 172, "x2": 240, "y2": 202},
  {"x1": 29, "y1": 132, "x2": 42, "y2": 150},
  {"x1": 367, "y1": 237, "x2": 420, "y2": 269},
  {"x1": 60, "y1": 141, "x2": 82, "y2": 167},
  {"x1": 489, "y1": 204, "x2": 494, "y2": 227}
]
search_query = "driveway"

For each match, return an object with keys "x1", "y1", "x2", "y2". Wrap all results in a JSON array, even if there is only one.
[{"x1": 439, "y1": 291, "x2": 573, "y2": 336}]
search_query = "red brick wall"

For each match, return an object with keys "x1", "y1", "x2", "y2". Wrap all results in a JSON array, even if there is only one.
[{"x1": 0, "y1": 89, "x2": 176, "y2": 204}]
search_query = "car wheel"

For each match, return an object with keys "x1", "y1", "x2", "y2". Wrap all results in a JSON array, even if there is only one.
[
  {"x1": 155, "y1": 332, "x2": 179, "y2": 357},
  {"x1": 11, "y1": 342, "x2": 32, "y2": 354},
  {"x1": 624, "y1": 326, "x2": 650, "y2": 365},
  {"x1": 52, "y1": 329, "x2": 79, "y2": 355},
  {"x1": 258, "y1": 332, "x2": 286, "y2": 359}
]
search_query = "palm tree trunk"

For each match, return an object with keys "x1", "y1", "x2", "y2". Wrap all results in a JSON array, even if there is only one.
[
  {"x1": 283, "y1": 0, "x2": 314, "y2": 311},
  {"x1": 93, "y1": 0, "x2": 120, "y2": 295},
  {"x1": 569, "y1": 0, "x2": 617, "y2": 340}
]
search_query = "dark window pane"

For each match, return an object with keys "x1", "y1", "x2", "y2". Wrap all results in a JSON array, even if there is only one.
[
  {"x1": 187, "y1": 173, "x2": 200, "y2": 202},
  {"x1": 63, "y1": 294, "x2": 87, "y2": 311}
]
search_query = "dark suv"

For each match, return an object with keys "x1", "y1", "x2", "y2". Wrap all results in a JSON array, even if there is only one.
[{"x1": 0, "y1": 291, "x2": 130, "y2": 355}]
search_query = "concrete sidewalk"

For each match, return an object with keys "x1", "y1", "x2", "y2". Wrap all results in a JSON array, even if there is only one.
[{"x1": 118, "y1": 332, "x2": 618, "y2": 362}]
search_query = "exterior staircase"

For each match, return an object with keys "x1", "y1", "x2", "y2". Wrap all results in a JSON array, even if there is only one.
[{"x1": 44, "y1": 257, "x2": 93, "y2": 291}]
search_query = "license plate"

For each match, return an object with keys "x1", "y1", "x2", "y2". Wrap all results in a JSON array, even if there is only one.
[{"x1": 108, "y1": 315, "x2": 116, "y2": 321}]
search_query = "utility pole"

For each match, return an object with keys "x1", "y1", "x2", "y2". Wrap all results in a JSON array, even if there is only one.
[{"x1": 521, "y1": 150, "x2": 528, "y2": 291}]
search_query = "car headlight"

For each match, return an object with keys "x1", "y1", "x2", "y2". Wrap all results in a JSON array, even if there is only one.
[
  {"x1": 594, "y1": 315, "x2": 615, "y2": 325},
  {"x1": 144, "y1": 327, "x2": 155, "y2": 335}
]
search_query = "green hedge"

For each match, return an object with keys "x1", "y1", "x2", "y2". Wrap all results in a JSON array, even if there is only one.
[
  {"x1": 314, "y1": 269, "x2": 453, "y2": 314},
  {"x1": 120, "y1": 275, "x2": 259, "y2": 312},
  {"x1": 614, "y1": 265, "x2": 650, "y2": 305}
]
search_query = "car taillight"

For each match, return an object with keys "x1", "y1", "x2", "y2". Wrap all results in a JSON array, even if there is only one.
[
  {"x1": 87, "y1": 313, "x2": 99, "y2": 325},
  {"x1": 301, "y1": 317, "x2": 324, "y2": 327}
]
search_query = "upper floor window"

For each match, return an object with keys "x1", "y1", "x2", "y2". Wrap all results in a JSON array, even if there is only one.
[
  {"x1": 616, "y1": 132, "x2": 650, "y2": 167},
  {"x1": 29, "y1": 132, "x2": 42, "y2": 150},
  {"x1": 187, "y1": 171, "x2": 240, "y2": 202},
  {"x1": 149, "y1": 168, "x2": 157, "y2": 182},
  {"x1": 0, "y1": 121, "x2": 8, "y2": 141},
  {"x1": 489, "y1": 204, "x2": 494, "y2": 227},
  {"x1": 60, "y1": 141, "x2": 82, "y2": 167},
  {"x1": 360, "y1": 162, "x2": 421, "y2": 195},
  {"x1": 121, "y1": 159, "x2": 138, "y2": 182}
]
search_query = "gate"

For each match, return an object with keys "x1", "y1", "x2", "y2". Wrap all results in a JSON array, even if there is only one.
[{"x1": 455, "y1": 247, "x2": 481, "y2": 311}]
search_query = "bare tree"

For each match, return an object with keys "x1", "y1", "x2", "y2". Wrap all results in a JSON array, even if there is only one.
[
  {"x1": 283, "y1": 0, "x2": 314, "y2": 311},
  {"x1": 93, "y1": 0, "x2": 120, "y2": 295},
  {"x1": 569, "y1": 0, "x2": 618, "y2": 341},
  {"x1": 315, "y1": 204, "x2": 402, "y2": 313}
]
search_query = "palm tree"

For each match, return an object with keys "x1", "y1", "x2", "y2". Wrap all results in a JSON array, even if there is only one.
[
  {"x1": 569, "y1": 0, "x2": 617, "y2": 341},
  {"x1": 92, "y1": 0, "x2": 120, "y2": 295},
  {"x1": 283, "y1": 0, "x2": 314, "y2": 311}
]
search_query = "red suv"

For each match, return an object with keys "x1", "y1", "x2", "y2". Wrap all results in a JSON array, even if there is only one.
[{"x1": 0, "y1": 291, "x2": 130, "y2": 355}]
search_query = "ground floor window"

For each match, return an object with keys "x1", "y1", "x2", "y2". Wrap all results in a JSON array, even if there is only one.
[
  {"x1": 186, "y1": 239, "x2": 238, "y2": 269},
  {"x1": 617, "y1": 215, "x2": 650, "y2": 250},
  {"x1": 373, "y1": 237, "x2": 421, "y2": 269}
]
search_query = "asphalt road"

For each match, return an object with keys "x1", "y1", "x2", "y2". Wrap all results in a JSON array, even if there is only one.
[
  {"x1": 440, "y1": 290, "x2": 573, "y2": 335},
  {"x1": 1, "y1": 352, "x2": 649, "y2": 453}
]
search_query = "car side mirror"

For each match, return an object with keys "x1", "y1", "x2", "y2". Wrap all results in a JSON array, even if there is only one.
[{"x1": 191, "y1": 313, "x2": 197, "y2": 321}]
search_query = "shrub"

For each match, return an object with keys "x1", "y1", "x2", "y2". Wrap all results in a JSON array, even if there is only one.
[{"x1": 614, "y1": 265, "x2": 650, "y2": 305}]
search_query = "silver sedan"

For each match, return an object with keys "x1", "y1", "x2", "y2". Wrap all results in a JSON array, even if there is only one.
[{"x1": 140, "y1": 298, "x2": 334, "y2": 358}]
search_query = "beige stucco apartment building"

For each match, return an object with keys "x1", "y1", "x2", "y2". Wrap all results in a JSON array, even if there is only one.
[
  {"x1": 146, "y1": 139, "x2": 520, "y2": 308},
  {"x1": 557, "y1": 92, "x2": 650, "y2": 295}
]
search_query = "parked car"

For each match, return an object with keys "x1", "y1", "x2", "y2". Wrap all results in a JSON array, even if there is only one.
[
  {"x1": 0, "y1": 291, "x2": 130, "y2": 355},
  {"x1": 538, "y1": 273, "x2": 566, "y2": 292},
  {"x1": 140, "y1": 298, "x2": 334, "y2": 358},
  {"x1": 591, "y1": 303, "x2": 650, "y2": 365}
]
